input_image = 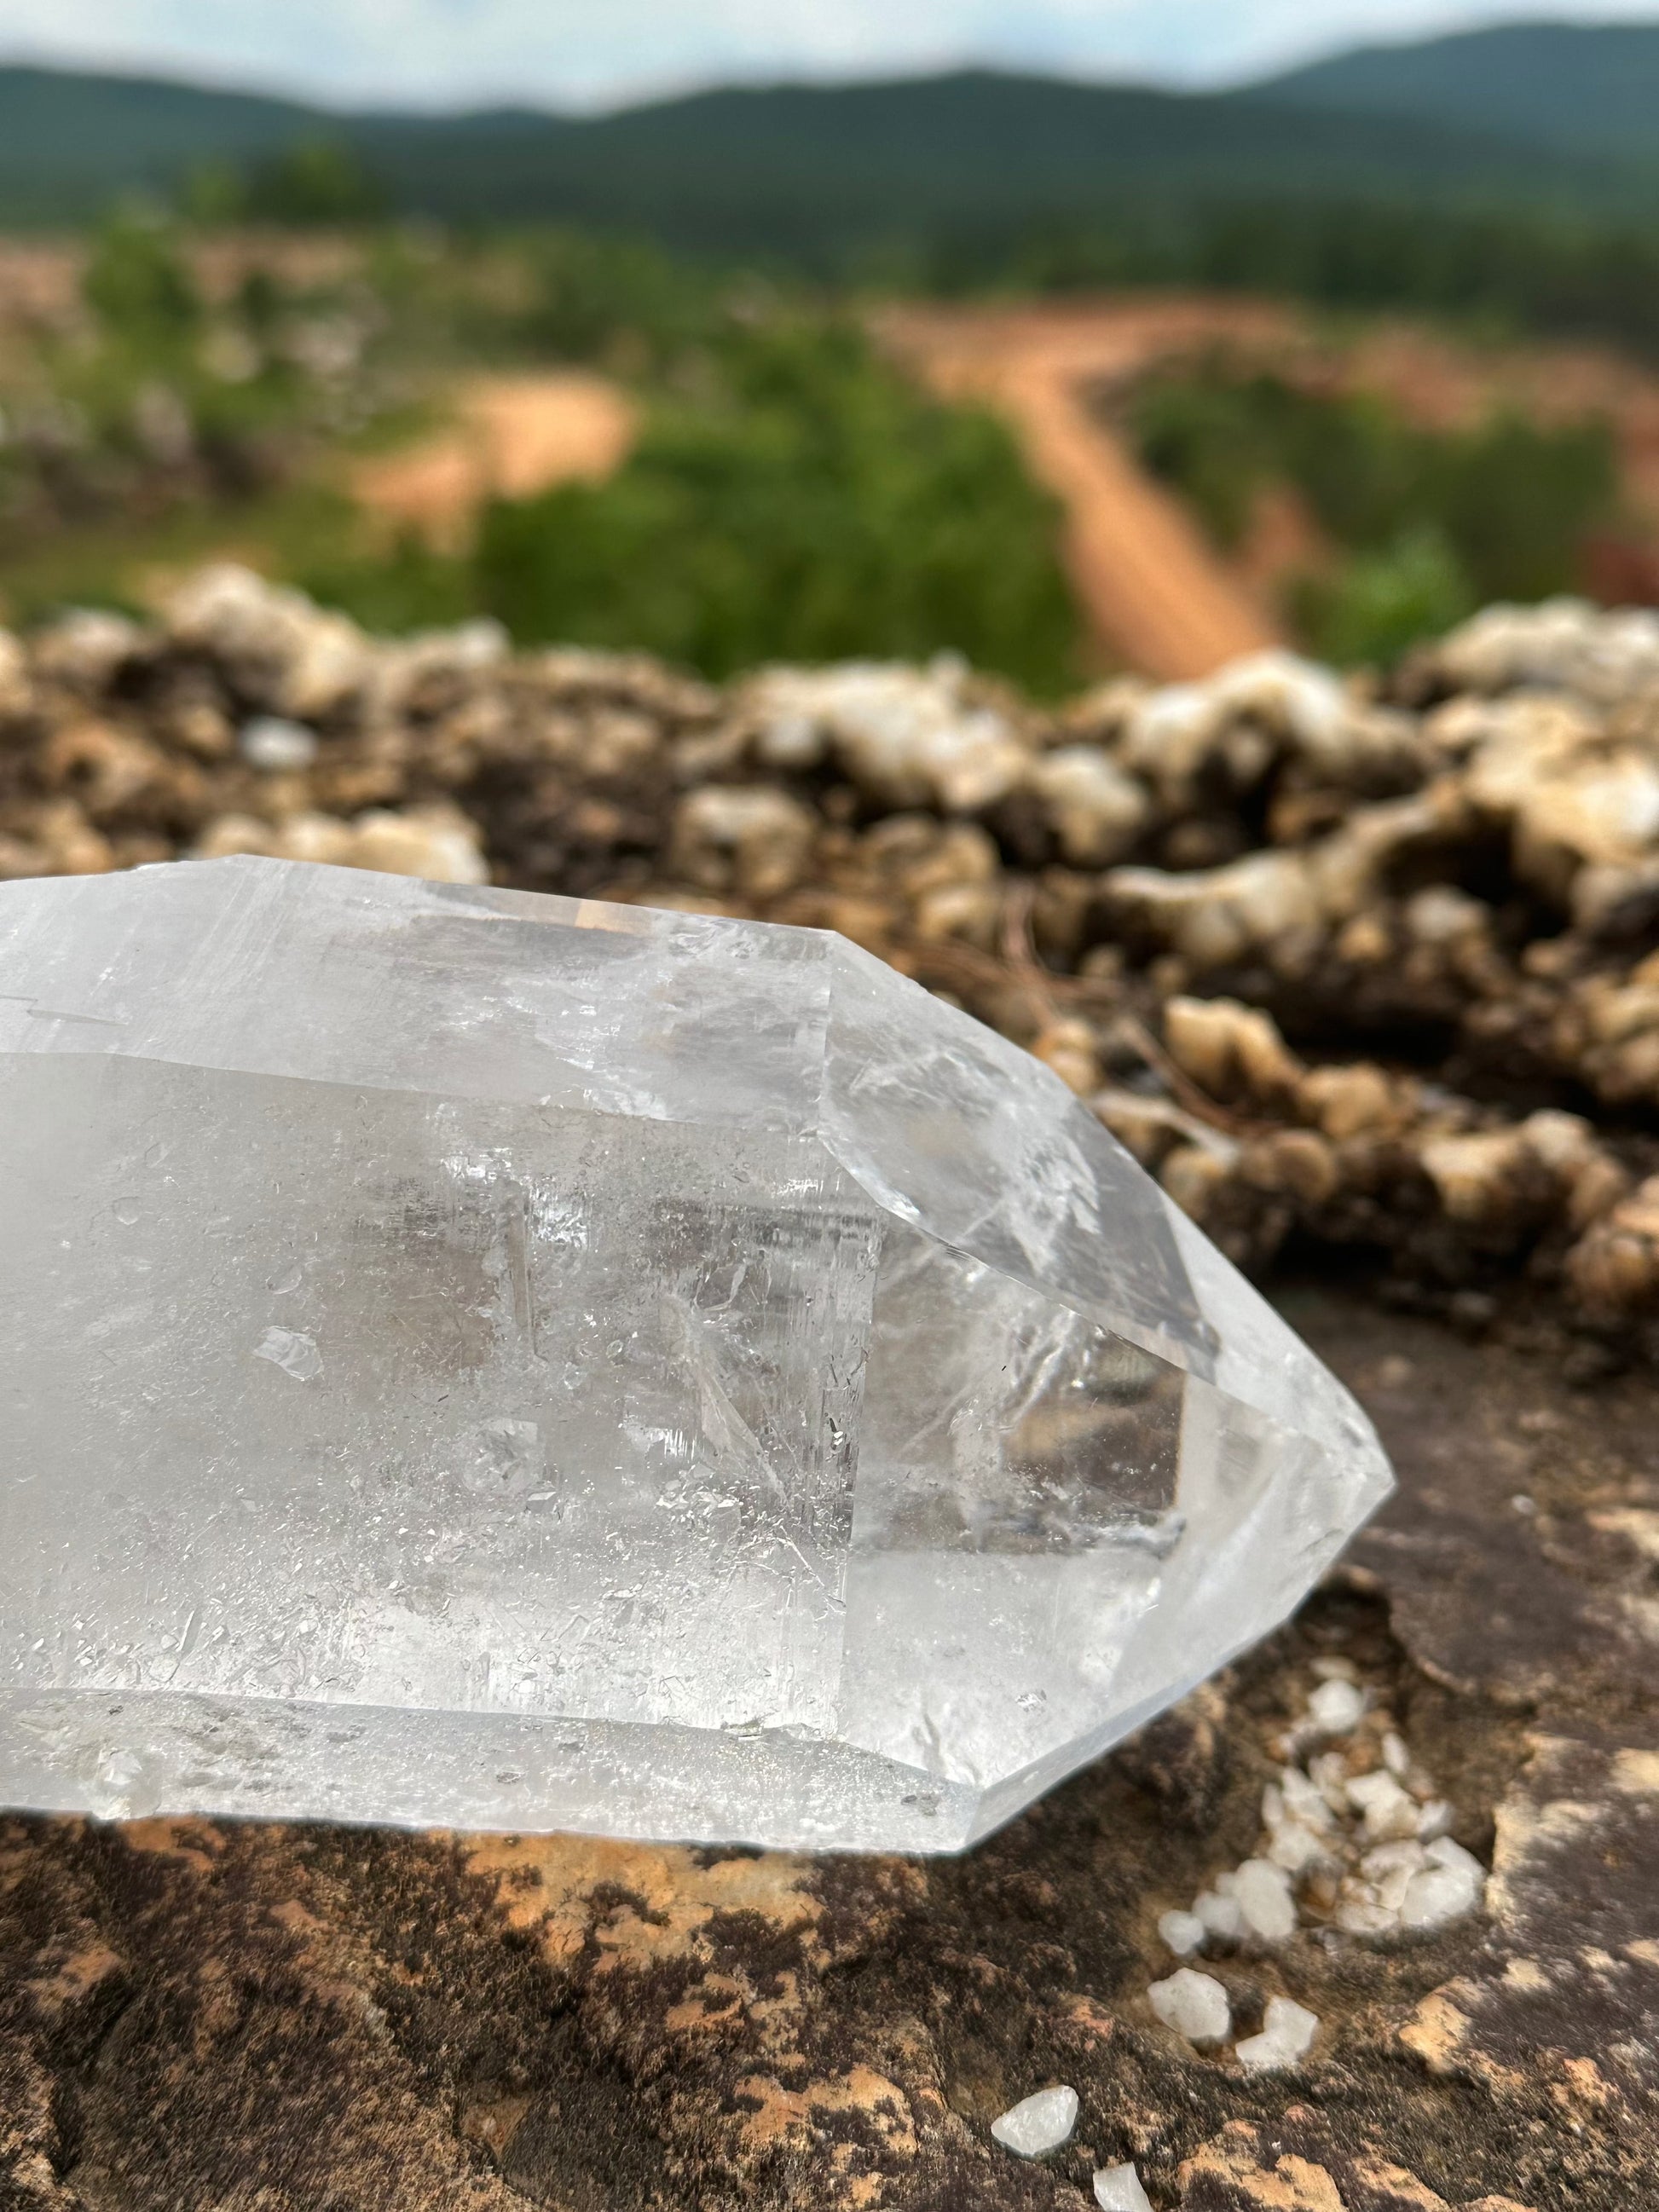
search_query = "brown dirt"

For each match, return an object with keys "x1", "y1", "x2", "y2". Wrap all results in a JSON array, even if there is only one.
[
  {"x1": 350, "y1": 373, "x2": 637, "y2": 549},
  {"x1": 0, "y1": 240, "x2": 80, "y2": 323}
]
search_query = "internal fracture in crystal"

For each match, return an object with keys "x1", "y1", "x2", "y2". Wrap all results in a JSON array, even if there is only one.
[{"x1": 0, "y1": 858, "x2": 1391, "y2": 1850}]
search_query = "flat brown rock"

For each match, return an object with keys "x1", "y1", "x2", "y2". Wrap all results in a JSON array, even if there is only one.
[
  {"x1": 3, "y1": 575, "x2": 1657, "y2": 2204},
  {"x1": 2, "y1": 1291, "x2": 1653, "y2": 2210}
]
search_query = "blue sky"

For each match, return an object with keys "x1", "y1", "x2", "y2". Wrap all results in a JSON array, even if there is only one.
[{"x1": 0, "y1": 0, "x2": 1652, "y2": 109}]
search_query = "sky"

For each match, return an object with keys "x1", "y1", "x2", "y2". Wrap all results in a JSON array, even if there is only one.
[{"x1": 0, "y1": 0, "x2": 1653, "y2": 111}]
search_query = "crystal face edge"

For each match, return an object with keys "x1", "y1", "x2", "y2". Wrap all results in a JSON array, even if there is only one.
[
  {"x1": 0, "y1": 855, "x2": 840, "y2": 1129},
  {"x1": 0, "y1": 1689, "x2": 988, "y2": 1853}
]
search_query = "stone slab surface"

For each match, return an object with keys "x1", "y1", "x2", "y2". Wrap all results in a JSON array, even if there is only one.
[{"x1": 2, "y1": 1288, "x2": 1653, "y2": 2210}]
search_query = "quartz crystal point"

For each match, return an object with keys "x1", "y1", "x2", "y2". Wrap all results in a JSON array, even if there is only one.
[{"x1": 0, "y1": 858, "x2": 1390, "y2": 1851}]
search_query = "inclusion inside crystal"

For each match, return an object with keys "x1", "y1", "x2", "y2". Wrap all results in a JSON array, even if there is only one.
[{"x1": 0, "y1": 858, "x2": 1390, "y2": 1850}]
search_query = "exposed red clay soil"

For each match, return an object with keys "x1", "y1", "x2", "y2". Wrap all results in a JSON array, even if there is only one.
[
  {"x1": 350, "y1": 373, "x2": 638, "y2": 549},
  {"x1": 881, "y1": 297, "x2": 1297, "y2": 682},
  {"x1": 880, "y1": 294, "x2": 1659, "y2": 680}
]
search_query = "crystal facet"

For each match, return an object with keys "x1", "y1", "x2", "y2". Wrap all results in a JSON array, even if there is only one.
[{"x1": 0, "y1": 858, "x2": 1390, "y2": 1850}]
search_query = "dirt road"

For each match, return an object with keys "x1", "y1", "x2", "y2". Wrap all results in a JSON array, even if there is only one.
[
  {"x1": 882, "y1": 294, "x2": 1659, "y2": 679},
  {"x1": 351, "y1": 373, "x2": 637, "y2": 548},
  {"x1": 882, "y1": 298, "x2": 1298, "y2": 680}
]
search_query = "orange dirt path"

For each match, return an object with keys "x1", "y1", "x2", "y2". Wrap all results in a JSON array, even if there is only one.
[
  {"x1": 882, "y1": 293, "x2": 1659, "y2": 679},
  {"x1": 882, "y1": 298, "x2": 1298, "y2": 680},
  {"x1": 351, "y1": 373, "x2": 637, "y2": 548}
]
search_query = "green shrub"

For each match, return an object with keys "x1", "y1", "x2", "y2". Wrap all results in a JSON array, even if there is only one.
[
  {"x1": 82, "y1": 214, "x2": 201, "y2": 360},
  {"x1": 296, "y1": 529, "x2": 479, "y2": 636},
  {"x1": 471, "y1": 313, "x2": 1081, "y2": 688},
  {"x1": 515, "y1": 229, "x2": 725, "y2": 372},
  {"x1": 1127, "y1": 358, "x2": 1619, "y2": 661},
  {"x1": 1419, "y1": 412, "x2": 1619, "y2": 603},
  {"x1": 1128, "y1": 367, "x2": 1269, "y2": 548},
  {"x1": 1295, "y1": 528, "x2": 1476, "y2": 667}
]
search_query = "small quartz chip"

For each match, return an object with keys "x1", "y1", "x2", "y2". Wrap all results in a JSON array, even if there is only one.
[
  {"x1": 1148, "y1": 1967, "x2": 1231, "y2": 2047},
  {"x1": 1401, "y1": 1837, "x2": 1486, "y2": 1930},
  {"x1": 1307, "y1": 1677, "x2": 1366, "y2": 1736},
  {"x1": 1232, "y1": 1857, "x2": 1297, "y2": 1944},
  {"x1": 1194, "y1": 1886, "x2": 1246, "y2": 1943},
  {"x1": 239, "y1": 715, "x2": 319, "y2": 772},
  {"x1": 991, "y1": 2085, "x2": 1079, "y2": 2157},
  {"x1": 1235, "y1": 1995, "x2": 1320, "y2": 2073},
  {"x1": 1094, "y1": 2162, "x2": 1153, "y2": 2211},
  {"x1": 1158, "y1": 1907, "x2": 1208, "y2": 1957},
  {"x1": 1347, "y1": 1770, "x2": 1422, "y2": 1843}
]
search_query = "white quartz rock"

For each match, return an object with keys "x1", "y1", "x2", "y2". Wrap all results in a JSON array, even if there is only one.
[
  {"x1": 1263, "y1": 1781, "x2": 1338, "y2": 1876},
  {"x1": 1309, "y1": 1750, "x2": 1356, "y2": 1815},
  {"x1": 1234, "y1": 1995, "x2": 1320, "y2": 2073},
  {"x1": 1094, "y1": 2161, "x2": 1154, "y2": 2211},
  {"x1": 1159, "y1": 1907, "x2": 1208, "y2": 1957},
  {"x1": 1194, "y1": 1887, "x2": 1246, "y2": 1943},
  {"x1": 1278, "y1": 1764, "x2": 1340, "y2": 1832},
  {"x1": 239, "y1": 715, "x2": 319, "y2": 772},
  {"x1": 1306, "y1": 1677, "x2": 1366, "y2": 1736},
  {"x1": 0, "y1": 858, "x2": 1392, "y2": 1849},
  {"x1": 1416, "y1": 1798, "x2": 1455, "y2": 1841},
  {"x1": 1232, "y1": 1857, "x2": 1298, "y2": 1944},
  {"x1": 1347, "y1": 1770, "x2": 1422, "y2": 1842},
  {"x1": 1148, "y1": 1968, "x2": 1231, "y2": 2047},
  {"x1": 1335, "y1": 1892, "x2": 1402, "y2": 1938},
  {"x1": 1265, "y1": 1819, "x2": 1332, "y2": 1878},
  {"x1": 1361, "y1": 1839, "x2": 1431, "y2": 1914},
  {"x1": 991, "y1": 2085, "x2": 1079, "y2": 2157},
  {"x1": 1401, "y1": 1837, "x2": 1486, "y2": 1931}
]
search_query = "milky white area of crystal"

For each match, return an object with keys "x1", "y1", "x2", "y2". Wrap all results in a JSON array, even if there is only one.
[{"x1": 0, "y1": 858, "x2": 1391, "y2": 1850}]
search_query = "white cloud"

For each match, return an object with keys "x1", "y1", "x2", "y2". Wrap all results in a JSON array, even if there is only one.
[{"x1": 0, "y1": 0, "x2": 1650, "y2": 109}]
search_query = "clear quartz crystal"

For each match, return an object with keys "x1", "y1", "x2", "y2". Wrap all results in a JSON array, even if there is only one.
[{"x1": 0, "y1": 858, "x2": 1392, "y2": 1850}]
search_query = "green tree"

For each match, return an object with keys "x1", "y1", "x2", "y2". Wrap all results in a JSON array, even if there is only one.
[
  {"x1": 1429, "y1": 413, "x2": 1618, "y2": 602},
  {"x1": 82, "y1": 214, "x2": 200, "y2": 355},
  {"x1": 242, "y1": 141, "x2": 385, "y2": 226},
  {"x1": 520, "y1": 230, "x2": 720, "y2": 370},
  {"x1": 179, "y1": 160, "x2": 248, "y2": 227}
]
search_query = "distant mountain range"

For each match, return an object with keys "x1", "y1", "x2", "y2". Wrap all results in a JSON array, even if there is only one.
[
  {"x1": 1258, "y1": 18, "x2": 1659, "y2": 165},
  {"x1": 0, "y1": 19, "x2": 1654, "y2": 248}
]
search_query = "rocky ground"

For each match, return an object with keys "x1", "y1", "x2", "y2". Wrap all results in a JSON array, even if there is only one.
[{"x1": 1, "y1": 571, "x2": 1656, "y2": 2208}]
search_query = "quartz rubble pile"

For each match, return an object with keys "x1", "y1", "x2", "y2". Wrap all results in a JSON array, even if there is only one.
[
  {"x1": 1140, "y1": 1664, "x2": 1488, "y2": 2081},
  {"x1": 1158, "y1": 1666, "x2": 1488, "y2": 1967},
  {"x1": 2, "y1": 569, "x2": 1657, "y2": 1351}
]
